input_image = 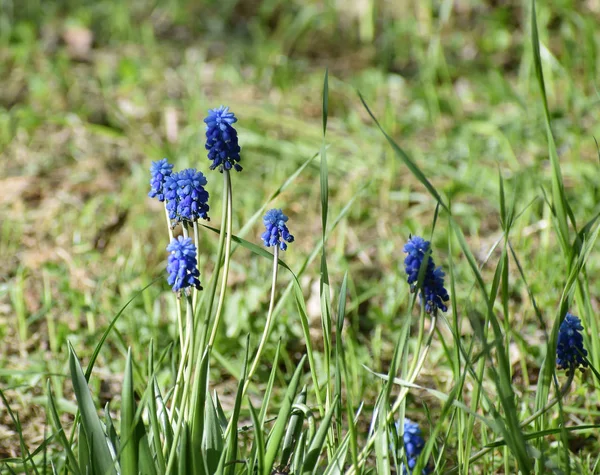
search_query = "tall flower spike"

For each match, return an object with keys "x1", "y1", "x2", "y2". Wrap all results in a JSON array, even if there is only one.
[
  {"x1": 148, "y1": 158, "x2": 174, "y2": 201},
  {"x1": 164, "y1": 169, "x2": 210, "y2": 224},
  {"x1": 166, "y1": 236, "x2": 202, "y2": 293},
  {"x1": 204, "y1": 106, "x2": 242, "y2": 172},
  {"x1": 394, "y1": 419, "x2": 430, "y2": 475},
  {"x1": 261, "y1": 209, "x2": 294, "y2": 251},
  {"x1": 403, "y1": 236, "x2": 449, "y2": 315},
  {"x1": 557, "y1": 312, "x2": 588, "y2": 374}
]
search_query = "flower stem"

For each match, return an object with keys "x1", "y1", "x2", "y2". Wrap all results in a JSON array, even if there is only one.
[
  {"x1": 165, "y1": 294, "x2": 194, "y2": 473},
  {"x1": 208, "y1": 170, "x2": 233, "y2": 347},
  {"x1": 244, "y1": 246, "x2": 279, "y2": 395}
]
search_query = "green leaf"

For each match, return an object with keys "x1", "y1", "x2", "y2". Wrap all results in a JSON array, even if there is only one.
[
  {"x1": 204, "y1": 393, "x2": 224, "y2": 474},
  {"x1": 68, "y1": 343, "x2": 116, "y2": 475},
  {"x1": 148, "y1": 379, "x2": 166, "y2": 474},
  {"x1": 303, "y1": 395, "x2": 339, "y2": 473},
  {"x1": 120, "y1": 348, "x2": 138, "y2": 475},
  {"x1": 264, "y1": 355, "x2": 306, "y2": 475},
  {"x1": 178, "y1": 423, "x2": 193, "y2": 475},
  {"x1": 46, "y1": 380, "x2": 81, "y2": 475},
  {"x1": 249, "y1": 399, "x2": 265, "y2": 475},
  {"x1": 191, "y1": 348, "x2": 210, "y2": 475},
  {"x1": 281, "y1": 386, "x2": 307, "y2": 467},
  {"x1": 258, "y1": 339, "x2": 281, "y2": 427},
  {"x1": 224, "y1": 336, "x2": 250, "y2": 475}
]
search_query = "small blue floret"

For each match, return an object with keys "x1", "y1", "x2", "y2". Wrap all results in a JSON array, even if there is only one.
[
  {"x1": 557, "y1": 312, "x2": 588, "y2": 374},
  {"x1": 394, "y1": 419, "x2": 430, "y2": 474},
  {"x1": 164, "y1": 169, "x2": 210, "y2": 224},
  {"x1": 204, "y1": 106, "x2": 242, "y2": 172},
  {"x1": 166, "y1": 236, "x2": 202, "y2": 293},
  {"x1": 148, "y1": 158, "x2": 174, "y2": 202},
  {"x1": 261, "y1": 209, "x2": 294, "y2": 251},
  {"x1": 403, "y1": 236, "x2": 449, "y2": 315}
]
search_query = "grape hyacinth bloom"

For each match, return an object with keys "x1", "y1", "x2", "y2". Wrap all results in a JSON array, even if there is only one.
[
  {"x1": 403, "y1": 236, "x2": 449, "y2": 315},
  {"x1": 204, "y1": 106, "x2": 242, "y2": 172},
  {"x1": 261, "y1": 209, "x2": 294, "y2": 251},
  {"x1": 556, "y1": 312, "x2": 588, "y2": 374},
  {"x1": 164, "y1": 168, "x2": 210, "y2": 224},
  {"x1": 394, "y1": 418, "x2": 430, "y2": 474},
  {"x1": 166, "y1": 236, "x2": 202, "y2": 293},
  {"x1": 148, "y1": 158, "x2": 174, "y2": 201}
]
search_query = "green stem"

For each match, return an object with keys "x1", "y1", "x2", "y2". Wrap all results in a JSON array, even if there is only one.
[
  {"x1": 208, "y1": 170, "x2": 233, "y2": 347},
  {"x1": 244, "y1": 246, "x2": 279, "y2": 395},
  {"x1": 165, "y1": 294, "x2": 194, "y2": 473}
]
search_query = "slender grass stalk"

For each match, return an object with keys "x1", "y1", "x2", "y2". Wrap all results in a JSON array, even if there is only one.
[
  {"x1": 208, "y1": 169, "x2": 233, "y2": 347},
  {"x1": 244, "y1": 246, "x2": 279, "y2": 394}
]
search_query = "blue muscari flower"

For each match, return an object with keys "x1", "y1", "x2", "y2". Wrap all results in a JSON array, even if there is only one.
[
  {"x1": 166, "y1": 236, "x2": 202, "y2": 292},
  {"x1": 261, "y1": 209, "x2": 294, "y2": 251},
  {"x1": 148, "y1": 158, "x2": 174, "y2": 201},
  {"x1": 204, "y1": 106, "x2": 242, "y2": 172},
  {"x1": 394, "y1": 419, "x2": 430, "y2": 474},
  {"x1": 164, "y1": 169, "x2": 210, "y2": 224},
  {"x1": 403, "y1": 236, "x2": 449, "y2": 315},
  {"x1": 556, "y1": 312, "x2": 588, "y2": 373}
]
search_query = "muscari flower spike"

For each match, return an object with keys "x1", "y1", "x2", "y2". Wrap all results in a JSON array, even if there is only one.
[
  {"x1": 164, "y1": 168, "x2": 210, "y2": 224},
  {"x1": 148, "y1": 158, "x2": 174, "y2": 202},
  {"x1": 556, "y1": 312, "x2": 588, "y2": 374},
  {"x1": 204, "y1": 106, "x2": 242, "y2": 172},
  {"x1": 403, "y1": 235, "x2": 449, "y2": 315},
  {"x1": 394, "y1": 418, "x2": 430, "y2": 475},
  {"x1": 261, "y1": 208, "x2": 294, "y2": 251},
  {"x1": 166, "y1": 236, "x2": 202, "y2": 293}
]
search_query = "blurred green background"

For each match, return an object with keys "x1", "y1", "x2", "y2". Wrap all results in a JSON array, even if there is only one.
[{"x1": 2, "y1": 0, "x2": 600, "y2": 463}]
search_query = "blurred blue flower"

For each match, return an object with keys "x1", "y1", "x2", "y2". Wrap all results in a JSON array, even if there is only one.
[
  {"x1": 557, "y1": 312, "x2": 588, "y2": 373},
  {"x1": 403, "y1": 236, "x2": 449, "y2": 315},
  {"x1": 148, "y1": 158, "x2": 174, "y2": 201},
  {"x1": 164, "y1": 169, "x2": 210, "y2": 224},
  {"x1": 394, "y1": 418, "x2": 430, "y2": 474},
  {"x1": 166, "y1": 236, "x2": 202, "y2": 292},
  {"x1": 204, "y1": 106, "x2": 242, "y2": 172},
  {"x1": 261, "y1": 209, "x2": 294, "y2": 251}
]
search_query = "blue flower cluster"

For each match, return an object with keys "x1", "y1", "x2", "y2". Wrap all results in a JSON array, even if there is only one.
[
  {"x1": 148, "y1": 159, "x2": 174, "y2": 202},
  {"x1": 164, "y1": 168, "x2": 210, "y2": 224},
  {"x1": 204, "y1": 106, "x2": 242, "y2": 172},
  {"x1": 395, "y1": 418, "x2": 430, "y2": 474},
  {"x1": 403, "y1": 236, "x2": 449, "y2": 315},
  {"x1": 166, "y1": 236, "x2": 202, "y2": 293},
  {"x1": 557, "y1": 312, "x2": 588, "y2": 374},
  {"x1": 261, "y1": 209, "x2": 294, "y2": 251}
]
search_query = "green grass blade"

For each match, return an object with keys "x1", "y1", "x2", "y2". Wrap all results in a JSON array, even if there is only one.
[
  {"x1": 303, "y1": 395, "x2": 339, "y2": 473},
  {"x1": 281, "y1": 386, "x2": 307, "y2": 467},
  {"x1": 224, "y1": 336, "x2": 250, "y2": 475},
  {"x1": 258, "y1": 339, "x2": 281, "y2": 427},
  {"x1": 264, "y1": 355, "x2": 306, "y2": 475},
  {"x1": 46, "y1": 380, "x2": 81, "y2": 475},
  {"x1": 68, "y1": 343, "x2": 116, "y2": 475},
  {"x1": 120, "y1": 348, "x2": 138, "y2": 475},
  {"x1": 204, "y1": 393, "x2": 224, "y2": 474},
  {"x1": 191, "y1": 347, "x2": 210, "y2": 475},
  {"x1": 249, "y1": 400, "x2": 265, "y2": 475},
  {"x1": 178, "y1": 423, "x2": 192, "y2": 475}
]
